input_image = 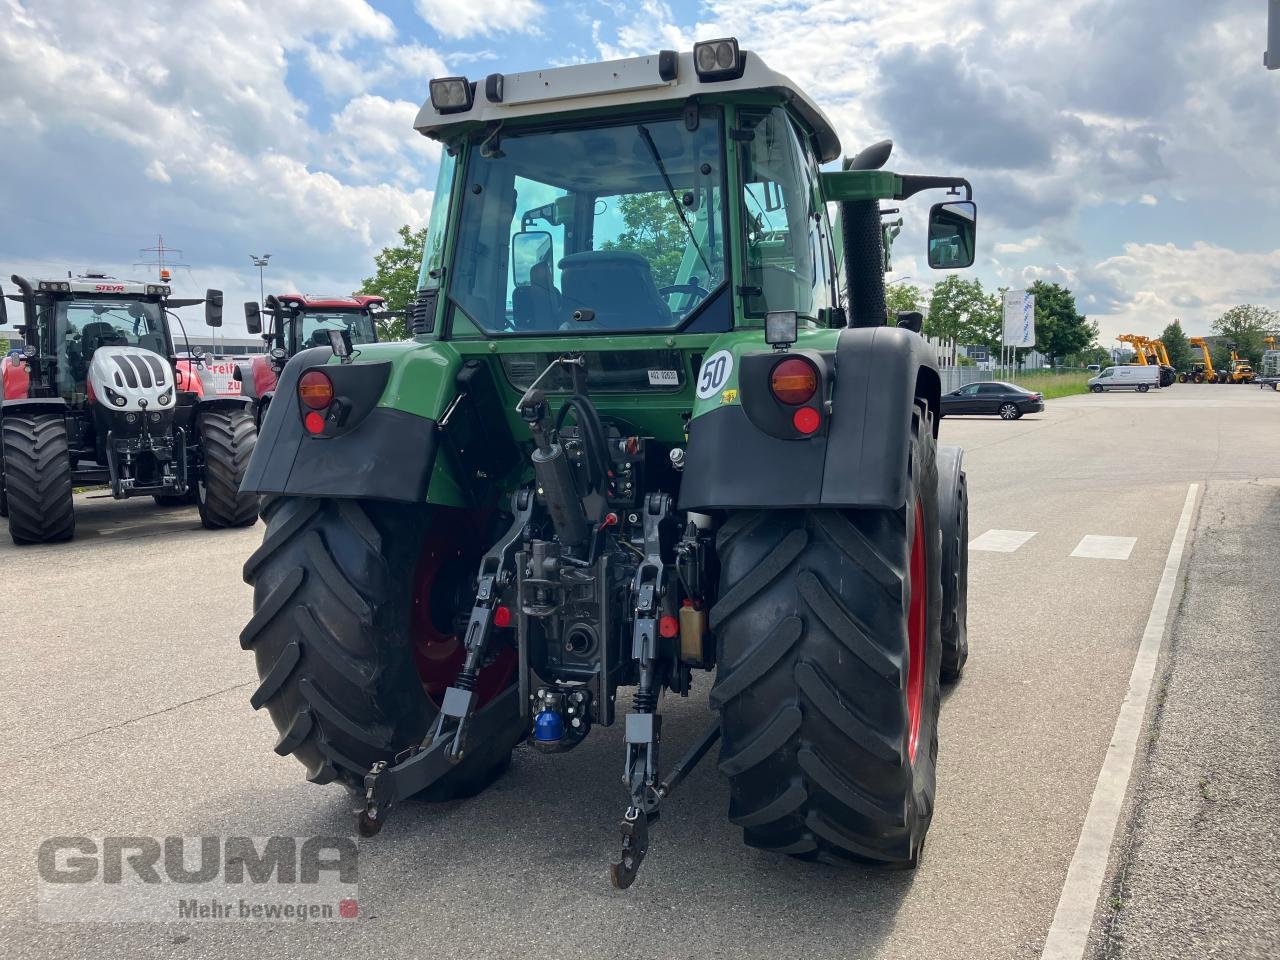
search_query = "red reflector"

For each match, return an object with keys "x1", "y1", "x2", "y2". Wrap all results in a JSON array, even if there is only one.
[
  {"x1": 304, "y1": 411, "x2": 326, "y2": 434},
  {"x1": 298, "y1": 370, "x2": 334, "y2": 410},
  {"x1": 793, "y1": 407, "x2": 821, "y2": 434},
  {"x1": 770, "y1": 357, "x2": 818, "y2": 405},
  {"x1": 493, "y1": 605, "x2": 512, "y2": 628},
  {"x1": 659, "y1": 615, "x2": 679, "y2": 639}
]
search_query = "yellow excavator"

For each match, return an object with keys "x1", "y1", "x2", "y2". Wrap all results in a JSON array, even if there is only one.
[
  {"x1": 1183, "y1": 337, "x2": 1220, "y2": 383},
  {"x1": 1119, "y1": 334, "x2": 1176, "y2": 386}
]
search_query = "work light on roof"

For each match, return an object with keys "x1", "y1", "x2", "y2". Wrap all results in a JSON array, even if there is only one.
[
  {"x1": 693, "y1": 38, "x2": 744, "y2": 80},
  {"x1": 430, "y1": 76, "x2": 474, "y2": 114}
]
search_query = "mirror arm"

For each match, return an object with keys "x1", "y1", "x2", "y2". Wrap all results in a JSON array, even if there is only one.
[{"x1": 896, "y1": 175, "x2": 972, "y2": 202}]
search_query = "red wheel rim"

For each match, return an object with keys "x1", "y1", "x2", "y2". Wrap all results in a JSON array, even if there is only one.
[
  {"x1": 409, "y1": 513, "x2": 516, "y2": 709},
  {"x1": 906, "y1": 498, "x2": 927, "y2": 763}
]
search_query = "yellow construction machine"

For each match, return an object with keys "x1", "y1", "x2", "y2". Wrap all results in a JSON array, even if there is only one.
[
  {"x1": 1183, "y1": 337, "x2": 1221, "y2": 383},
  {"x1": 1226, "y1": 349, "x2": 1256, "y2": 384},
  {"x1": 1119, "y1": 334, "x2": 1176, "y2": 386}
]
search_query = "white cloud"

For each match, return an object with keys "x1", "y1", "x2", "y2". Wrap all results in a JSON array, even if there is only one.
[
  {"x1": 1139, "y1": 194, "x2": 1158, "y2": 205},
  {"x1": 995, "y1": 235, "x2": 1046, "y2": 255},
  {"x1": 144, "y1": 160, "x2": 171, "y2": 184},
  {"x1": 1089, "y1": 241, "x2": 1280, "y2": 341},
  {"x1": 414, "y1": 0, "x2": 544, "y2": 39},
  {"x1": 0, "y1": 0, "x2": 439, "y2": 318}
]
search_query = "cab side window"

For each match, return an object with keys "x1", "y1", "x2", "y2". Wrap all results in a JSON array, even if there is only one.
[{"x1": 738, "y1": 107, "x2": 833, "y2": 322}]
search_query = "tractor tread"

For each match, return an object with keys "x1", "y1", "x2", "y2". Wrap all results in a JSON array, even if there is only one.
[
  {"x1": 196, "y1": 408, "x2": 258, "y2": 529},
  {"x1": 250, "y1": 641, "x2": 301, "y2": 710},
  {"x1": 707, "y1": 615, "x2": 802, "y2": 708},
  {"x1": 709, "y1": 528, "x2": 808, "y2": 628},
  {"x1": 241, "y1": 497, "x2": 518, "y2": 796},
  {"x1": 2, "y1": 413, "x2": 75, "y2": 544},
  {"x1": 711, "y1": 410, "x2": 942, "y2": 867}
]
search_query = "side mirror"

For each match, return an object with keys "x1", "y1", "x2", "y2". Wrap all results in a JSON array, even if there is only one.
[
  {"x1": 927, "y1": 200, "x2": 977, "y2": 269},
  {"x1": 205, "y1": 289, "x2": 224, "y2": 327},
  {"x1": 896, "y1": 310, "x2": 924, "y2": 333},
  {"x1": 511, "y1": 230, "x2": 554, "y2": 286},
  {"x1": 244, "y1": 301, "x2": 262, "y2": 335}
]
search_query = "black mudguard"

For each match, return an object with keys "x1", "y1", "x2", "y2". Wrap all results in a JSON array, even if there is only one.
[
  {"x1": 240, "y1": 347, "x2": 438, "y2": 502},
  {"x1": 1, "y1": 397, "x2": 69, "y2": 416},
  {"x1": 195, "y1": 395, "x2": 253, "y2": 413},
  {"x1": 680, "y1": 326, "x2": 940, "y2": 511}
]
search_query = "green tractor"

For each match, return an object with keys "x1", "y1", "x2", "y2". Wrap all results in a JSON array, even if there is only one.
[{"x1": 239, "y1": 39, "x2": 975, "y2": 887}]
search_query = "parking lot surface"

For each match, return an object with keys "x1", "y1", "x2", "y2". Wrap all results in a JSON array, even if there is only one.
[{"x1": 2, "y1": 386, "x2": 1277, "y2": 959}]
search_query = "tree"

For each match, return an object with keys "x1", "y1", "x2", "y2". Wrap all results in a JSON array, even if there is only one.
[
  {"x1": 886, "y1": 281, "x2": 922, "y2": 320},
  {"x1": 1026, "y1": 281, "x2": 1097, "y2": 364},
  {"x1": 359, "y1": 223, "x2": 428, "y2": 340},
  {"x1": 1159, "y1": 319, "x2": 1193, "y2": 372},
  {"x1": 1212, "y1": 304, "x2": 1279, "y2": 364},
  {"x1": 1068, "y1": 345, "x2": 1112, "y2": 368},
  {"x1": 925, "y1": 276, "x2": 1001, "y2": 350},
  {"x1": 601, "y1": 193, "x2": 688, "y2": 288}
]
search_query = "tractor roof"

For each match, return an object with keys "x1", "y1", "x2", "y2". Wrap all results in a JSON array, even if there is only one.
[
  {"x1": 277, "y1": 294, "x2": 385, "y2": 310},
  {"x1": 414, "y1": 44, "x2": 841, "y2": 164}
]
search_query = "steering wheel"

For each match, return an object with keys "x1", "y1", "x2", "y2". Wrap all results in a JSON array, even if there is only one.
[{"x1": 659, "y1": 281, "x2": 710, "y2": 306}]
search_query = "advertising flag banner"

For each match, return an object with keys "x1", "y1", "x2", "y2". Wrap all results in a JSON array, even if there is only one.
[{"x1": 1002, "y1": 290, "x2": 1036, "y2": 348}]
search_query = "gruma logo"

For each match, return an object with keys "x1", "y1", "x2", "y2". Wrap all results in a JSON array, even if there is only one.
[{"x1": 36, "y1": 836, "x2": 359, "y2": 923}]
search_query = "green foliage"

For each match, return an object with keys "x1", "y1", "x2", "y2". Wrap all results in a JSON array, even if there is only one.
[
  {"x1": 1069, "y1": 345, "x2": 1112, "y2": 368},
  {"x1": 601, "y1": 193, "x2": 686, "y2": 289},
  {"x1": 886, "y1": 281, "x2": 922, "y2": 320},
  {"x1": 359, "y1": 223, "x2": 428, "y2": 340},
  {"x1": 1159, "y1": 319, "x2": 1193, "y2": 371},
  {"x1": 1027, "y1": 280, "x2": 1097, "y2": 363},
  {"x1": 925, "y1": 276, "x2": 1000, "y2": 349},
  {"x1": 1212, "y1": 304, "x2": 1279, "y2": 364}
]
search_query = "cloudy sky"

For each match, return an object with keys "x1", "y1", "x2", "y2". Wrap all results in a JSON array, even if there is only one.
[{"x1": 2, "y1": 0, "x2": 1277, "y2": 344}]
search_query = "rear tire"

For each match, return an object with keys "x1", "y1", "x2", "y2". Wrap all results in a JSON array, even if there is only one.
[
  {"x1": 196, "y1": 408, "x2": 258, "y2": 528},
  {"x1": 937, "y1": 445, "x2": 969, "y2": 684},
  {"x1": 1137, "y1": 384, "x2": 1149, "y2": 393},
  {"x1": 999, "y1": 403, "x2": 1021, "y2": 420},
  {"x1": 240, "y1": 497, "x2": 519, "y2": 797},
  {"x1": 2, "y1": 413, "x2": 75, "y2": 544},
  {"x1": 710, "y1": 405, "x2": 942, "y2": 866}
]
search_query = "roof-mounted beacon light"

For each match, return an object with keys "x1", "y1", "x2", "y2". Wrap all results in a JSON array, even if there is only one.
[
  {"x1": 430, "y1": 76, "x2": 474, "y2": 114},
  {"x1": 693, "y1": 38, "x2": 744, "y2": 81}
]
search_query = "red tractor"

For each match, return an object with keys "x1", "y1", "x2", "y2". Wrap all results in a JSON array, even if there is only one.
[{"x1": 237, "y1": 294, "x2": 386, "y2": 425}]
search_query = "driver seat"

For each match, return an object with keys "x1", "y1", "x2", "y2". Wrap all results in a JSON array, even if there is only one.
[
  {"x1": 512, "y1": 260, "x2": 561, "y2": 331},
  {"x1": 80, "y1": 322, "x2": 121, "y2": 357},
  {"x1": 559, "y1": 251, "x2": 672, "y2": 328}
]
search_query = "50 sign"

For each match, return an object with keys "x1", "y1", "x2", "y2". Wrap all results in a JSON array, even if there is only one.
[{"x1": 696, "y1": 349, "x2": 733, "y2": 400}]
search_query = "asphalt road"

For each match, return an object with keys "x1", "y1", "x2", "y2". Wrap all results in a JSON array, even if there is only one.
[{"x1": 2, "y1": 384, "x2": 1277, "y2": 959}]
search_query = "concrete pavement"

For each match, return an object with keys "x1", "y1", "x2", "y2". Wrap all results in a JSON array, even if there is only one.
[{"x1": 1, "y1": 384, "x2": 1277, "y2": 959}]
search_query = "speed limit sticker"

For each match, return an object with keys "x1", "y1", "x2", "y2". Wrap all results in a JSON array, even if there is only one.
[{"x1": 696, "y1": 350, "x2": 733, "y2": 400}]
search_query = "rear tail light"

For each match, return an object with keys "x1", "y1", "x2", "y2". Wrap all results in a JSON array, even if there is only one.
[
  {"x1": 769, "y1": 358, "x2": 818, "y2": 405},
  {"x1": 298, "y1": 370, "x2": 334, "y2": 410},
  {"x1": 792, "y1": 407, "x2": 821, "y2": 435}
]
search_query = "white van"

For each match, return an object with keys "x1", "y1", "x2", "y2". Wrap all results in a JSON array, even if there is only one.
[{"x1": 1088, "y1": 365, "x2": 1160, "y2": 393}]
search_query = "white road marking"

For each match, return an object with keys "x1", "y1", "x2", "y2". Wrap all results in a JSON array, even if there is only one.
[
  {"x1": 1040, "y1": 483, "x2": 1199, "y2": 960},
  {"x1": 969, "y1": 529, "x2": 1037, "y2": 553},
  {"x1": 1070, "y1": 535, "x2": 1137, "y2": 560}
]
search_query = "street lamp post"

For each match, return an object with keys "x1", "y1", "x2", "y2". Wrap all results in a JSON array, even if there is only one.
[{"x1": 250, "y1": 253, "x2": 271, "y2": 304}]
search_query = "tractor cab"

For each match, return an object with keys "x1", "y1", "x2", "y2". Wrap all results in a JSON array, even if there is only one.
[{"x1": 238, "y1": 294, "x2": 385, "y2": 423}]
